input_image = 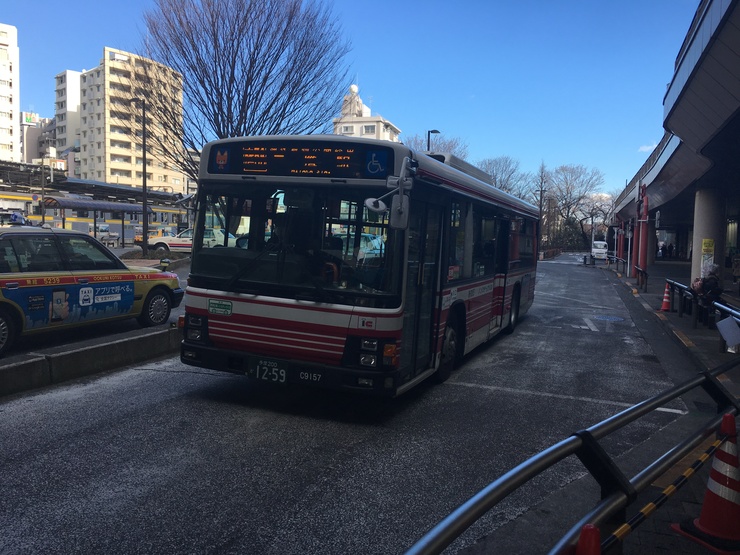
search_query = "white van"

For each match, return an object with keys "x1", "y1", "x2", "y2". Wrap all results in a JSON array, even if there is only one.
[{"x1": 592, "y1": 241, "x2": 608, "y2": 260}]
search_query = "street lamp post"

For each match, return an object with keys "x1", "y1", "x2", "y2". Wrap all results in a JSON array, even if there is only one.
[
  {"x1": 136, "y1": 98, "x2": 149, "y2": 257},
  {"x1": 426, "y1": 129, "x2": 440, "y2": 151},
  {"x1": 40, "y1": 139, "x2": 55, "y2": 225},
  {"x1": 538, "y1": 184, "x2": 547, "y2": 249}
]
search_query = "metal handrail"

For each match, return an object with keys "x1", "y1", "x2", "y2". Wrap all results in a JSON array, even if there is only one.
[
  {"x1": 634, "y1": 265, "x2": 648, "y2": 292},
  {"x1": 607, "y1": 256, "x2": 628, "y2": 275},
  {"x1": 712, "y1": 300, "x2": 740, "y2": 352},
  {"x1": 404, "y1": 359, "x2": 740, "y2": 555}
]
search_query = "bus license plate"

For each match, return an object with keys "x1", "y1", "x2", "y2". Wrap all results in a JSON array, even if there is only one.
[{"x1": 247, "y1": 358, "x2": 287, "y2": 384}]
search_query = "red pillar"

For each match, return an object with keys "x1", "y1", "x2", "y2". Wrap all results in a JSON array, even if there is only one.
[
  {"x1": 639, "y1": 184, "x2": 649, "y2": 271},
  {"x1": 631, "y1": 217, "x2": 640, "y2": 277}
]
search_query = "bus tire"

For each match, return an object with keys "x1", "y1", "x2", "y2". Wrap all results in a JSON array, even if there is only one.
[
  {"x1": 505, "y1": 288, "x2": 521, "y2": 334},
  {"x1": 0, "y1": 306, "x2": 18, "y2": 358},
  {"x1": 138, "y1": 288, "x2": 172, "y2": 327},
  {"x1": 434, "y1": 321, "x2": 458, "y2": 383}
]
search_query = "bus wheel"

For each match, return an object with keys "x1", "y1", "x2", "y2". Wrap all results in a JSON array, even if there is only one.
[
  {"x1": 0, "y1": 307, "x2": 17, "y2": 358},
  {"x1": 505, "y1": 288, "x2": 521, "y2": 334},
  {"x1": 138, "y1": 288, "x2": 172, "y2": 327},
  {"x1": 434, "y1": 322, "x2": 458, "y2": 383}
]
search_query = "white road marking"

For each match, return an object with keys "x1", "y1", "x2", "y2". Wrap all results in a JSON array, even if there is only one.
[
  {"x1": 448, "y1": 381, "x2": 687, "y2": 414},
  {"x1": 583, "y1": 318, "x2": 599, "y2": 332}
]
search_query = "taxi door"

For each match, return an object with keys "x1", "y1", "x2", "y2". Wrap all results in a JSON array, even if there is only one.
[{"x1": 0, "y1": 234, "x2": 74, "y2": 331}]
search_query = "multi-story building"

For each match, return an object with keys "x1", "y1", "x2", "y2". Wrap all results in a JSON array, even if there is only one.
[
  {"x1": 332, "y1": 84, "x2": 401, "y2": 142},
  {"x1": 0, "y1": 23, "x2": 20, "y2": 163},
  {"x1": 19, "y1": 111, "x2": 55, "y2": 164},
  {"x1": 78, "y1": 47, "x2": 187, "y2": 194},
  {"x1": 54, "y1": 70, "x2": 81, "y2": 174}
]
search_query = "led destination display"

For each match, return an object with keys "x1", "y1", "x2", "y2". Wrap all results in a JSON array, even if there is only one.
[{"x1": 207, "y1": 140, "x2": 393, "y2": 180}]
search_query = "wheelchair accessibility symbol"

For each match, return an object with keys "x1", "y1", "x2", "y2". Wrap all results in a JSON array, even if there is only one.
[{"x1": 366, "y1": 151, "x2": 387, "y2": 175}]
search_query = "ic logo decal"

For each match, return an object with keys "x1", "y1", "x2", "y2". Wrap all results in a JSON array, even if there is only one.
[{"x1": 359, "y1": 317, "x2": 376, "y2": 329}]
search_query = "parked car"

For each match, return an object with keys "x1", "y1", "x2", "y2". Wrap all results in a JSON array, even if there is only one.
[
  {"x1": 134, "y1": 227, "x2": 176, "y2": 246},
  {"x1": 0, "y1": 226, "x2": 184, "y2": 357},
  {"x1": 88, "y1": 223, "x2": 119, "y2": 247},
  {"x1": 149, "y1": 228, "x2": 236, "y2": 253}
]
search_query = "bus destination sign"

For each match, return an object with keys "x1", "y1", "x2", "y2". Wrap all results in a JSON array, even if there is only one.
[{"x1": 207, "y1": 140, "x2": 393, "y2": 180}]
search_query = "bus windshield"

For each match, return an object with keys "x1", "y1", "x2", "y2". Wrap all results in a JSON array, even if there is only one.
[{"x1": 189, "y1": 184, "x2": 402, "y2": 308}]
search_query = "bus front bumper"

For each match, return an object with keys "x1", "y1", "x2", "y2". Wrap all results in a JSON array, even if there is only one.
[{"x1": 180, "y1": 341, "x2": 401, "y2": 396}]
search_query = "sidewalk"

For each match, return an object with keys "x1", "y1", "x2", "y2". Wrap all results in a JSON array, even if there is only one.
[
  {"x1": 611, "y1": 257, "x2": 740, "y2": 390},
  {"x1": 461, "y1": 256, "x2": 740, "y2": 555},
  {"x1": 602, "y1": 257, "x2": 740, "y2": 554}
]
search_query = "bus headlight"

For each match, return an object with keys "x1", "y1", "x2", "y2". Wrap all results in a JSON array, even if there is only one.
[
  {"x1": 185, "y1": 313, "x2": 207, "y2": 343},
  {"x1": 187, "y1": 328, "x2": 203, "y2": 341},
  {"x1": 359, "y1": 354, "x2": 377, "y2": 367}
]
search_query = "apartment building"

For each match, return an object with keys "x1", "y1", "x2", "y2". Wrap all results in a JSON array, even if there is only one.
[
  {"x1": 78, "y1": 47, "x2": 186, "y2": 194},
  {"x1": 332, "y1": 84, "x2": 401, "y2": 142},
  {"x1": 0, "y1": 23, "x2": 20, "y2": 163},
  {"x1": 19, "y1": 111, "x2": 55, "y2": 164},
  {"x1": 54, "y1": 70, "x2": 81, "y2": 173}
]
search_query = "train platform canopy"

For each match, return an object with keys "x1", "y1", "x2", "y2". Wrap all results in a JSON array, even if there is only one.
[
  {"x1": 58, "y1": 177, "x2": 180, "y2": 204},
  {"x1": 43, "y1": 194, "x2": 154, "y2": 214}
]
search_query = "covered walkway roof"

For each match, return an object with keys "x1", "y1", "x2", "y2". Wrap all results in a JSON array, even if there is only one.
[{"x1": 43, "y1": 195, "x2": 154, "y2": 213}]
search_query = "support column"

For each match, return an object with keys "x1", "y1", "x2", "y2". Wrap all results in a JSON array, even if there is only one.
[
  {"x1": 691, "y1": 188, "x2": 726, "y2": 280},
  {"x1": 647, "y1": 217, "x2": 657, "y2": 264}
]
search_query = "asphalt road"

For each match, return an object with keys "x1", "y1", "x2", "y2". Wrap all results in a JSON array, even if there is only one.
[{"x1": 0, "y1": 254, "x2": 698, "y2": 554}]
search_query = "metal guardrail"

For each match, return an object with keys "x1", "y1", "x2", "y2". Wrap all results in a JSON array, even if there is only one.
[
  {"x1": 634, "y1": 265, "x2": 648, "y2": 292},
  {"x1": 404, "y1": 360, "x2": 740, "y2": 555},
  {"x1": 665, "y1": 279, "x2": 700, "y2": 328},
  {"x1": 607, "y1": 256, "x2": 628, "y2": 275},
  {"x1": 712, "y1": 301, "x2": 740, "y2": 353}
]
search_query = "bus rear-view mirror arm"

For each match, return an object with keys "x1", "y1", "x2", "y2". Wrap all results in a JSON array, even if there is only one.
[{"x1": 365, "y1": 156, "x2": 415, "y2": 230}]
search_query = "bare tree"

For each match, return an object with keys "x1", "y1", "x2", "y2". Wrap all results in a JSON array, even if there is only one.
[
  {"x1": 403, "y1": 133, "x2": 469, "y2": 160},
  {"x1": 476, "y1": 156, "x2": 531, "y2": 199},
  {"x1": 532, "y1": 161, "x2": 551, "y2": 246},
  {"x1": 139, "y1": 0, "x2": 351, "y2": 179},
  {"x1": 548, "y1": 164, "x2": 606, "y2": 249}
]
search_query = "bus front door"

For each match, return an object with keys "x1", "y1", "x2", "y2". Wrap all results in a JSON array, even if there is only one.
[{"x1": 400, "y1": 201, "x2": 442, "y2": 377}]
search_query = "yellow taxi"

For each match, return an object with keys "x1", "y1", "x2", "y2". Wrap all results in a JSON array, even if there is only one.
[{"x1": 0, "y1": 224, "x2": 184, "y2": 357}]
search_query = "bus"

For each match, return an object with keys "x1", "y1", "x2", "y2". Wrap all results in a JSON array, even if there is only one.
[{"x1": 180, "y1": 135, "x2": 539, "y2": 397}]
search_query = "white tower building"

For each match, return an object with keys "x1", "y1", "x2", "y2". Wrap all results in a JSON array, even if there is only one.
[{"x1": 332, "y1": 84, "x2": 401, "y2": 142}]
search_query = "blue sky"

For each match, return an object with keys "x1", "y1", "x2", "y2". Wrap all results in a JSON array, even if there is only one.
[{"x1": 4, "y1": 0, "x2": 699, "y2": 194}]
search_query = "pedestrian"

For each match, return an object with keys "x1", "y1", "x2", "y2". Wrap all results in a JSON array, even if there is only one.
[
  {"x1": 692, "y1": 263, "x2": 723, "y2": 324},
  {"x1": 667, "y1": 243, "x2": 674, "y2": 258}
]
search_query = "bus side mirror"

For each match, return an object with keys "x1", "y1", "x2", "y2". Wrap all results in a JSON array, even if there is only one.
[{"x1": 389, "y1": 194, "x2": 409, "y2": 230}]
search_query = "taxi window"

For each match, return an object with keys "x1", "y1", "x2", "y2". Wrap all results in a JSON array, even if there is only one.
[
  {"x1": 59, "y1": 236, "x2": 120, "y2": 271},
  {"x1": 10, "y1": 236, "x2": 65, "y2": 272},
  {"x1": 0, "y1": 238, "x2": 19, "y2": 273}
]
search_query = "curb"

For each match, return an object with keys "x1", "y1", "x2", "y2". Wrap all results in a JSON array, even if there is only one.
[{"x1": 0, "y1": 325, "x2": 182, "y2": 398}]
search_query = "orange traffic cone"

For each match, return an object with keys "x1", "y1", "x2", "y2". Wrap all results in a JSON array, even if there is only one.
[
  {"x1": 575, "y1": 524, "x2": 600, "y2": 555},
  {"x1": 671, "y1": 413, "x2": 740, "y2": 553},
  {"x1": 659, "y1": 283, "x2": 671, "y2": 312}
]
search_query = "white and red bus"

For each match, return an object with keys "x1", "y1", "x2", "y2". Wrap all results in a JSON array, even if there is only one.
[{"x1": 180, "y1": 136, "x2": 538, "y2": 397}]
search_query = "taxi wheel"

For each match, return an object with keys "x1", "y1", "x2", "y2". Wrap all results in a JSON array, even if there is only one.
[
  {"x1": 0, "y1": 307, "x2": 17, "y2": 357},
  {"x1": 138, "y1": 288, "x2": 172, "y2": 327}
]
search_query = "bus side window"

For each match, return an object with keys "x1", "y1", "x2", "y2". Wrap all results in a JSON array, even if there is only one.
[{"x1": 446, "y1": 201, "x2": 465, "y2": 282}]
